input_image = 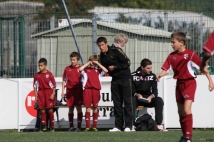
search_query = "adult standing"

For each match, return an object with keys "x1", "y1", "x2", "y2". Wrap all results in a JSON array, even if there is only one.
[{"x1": 96, "y1": 34, "x2": 133, "y2": 132}]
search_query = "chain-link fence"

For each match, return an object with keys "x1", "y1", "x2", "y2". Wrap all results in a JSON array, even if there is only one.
[{"x1": 0, "y1": 2, "x2": 214, "y2": 78}]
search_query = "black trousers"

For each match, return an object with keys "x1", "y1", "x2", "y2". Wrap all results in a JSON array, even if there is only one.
[
  {"x1": 111, "y1": 78, "x2": 133, "y2": 130},
  {"x1": 132, "y1": 96, "x2": 164, "y2": 125}
]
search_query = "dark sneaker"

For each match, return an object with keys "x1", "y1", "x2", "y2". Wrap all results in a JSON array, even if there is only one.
[
  {"x1": 68, "y1": 127, "x2": 75, "y2": 132},
  {"x1": 179, "y1": 136, "x2": 192, "y2": 142}
]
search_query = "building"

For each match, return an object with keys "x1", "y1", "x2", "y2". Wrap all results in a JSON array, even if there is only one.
[{"x1": 31, "y1": 20, "x2": 174, "y2": 76}]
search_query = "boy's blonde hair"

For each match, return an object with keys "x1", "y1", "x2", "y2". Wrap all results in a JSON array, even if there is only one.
[
  {"x1": 89, "y1": 55, "x2": 99, "y2": 61},
  {"x1": 114, "y1": 33, "x2": 128, "y2": 44}
]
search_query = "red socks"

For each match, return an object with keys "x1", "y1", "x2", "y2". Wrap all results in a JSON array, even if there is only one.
[
  {"x1": 85, "y1": 112, "x2": 90, "y2": 128},
  {"x1": 92, "y1": 113, "x2": 98, "y2": 128},
  {"x1": 180, "y1": 114, "x2": 193, "y2": 140},
  {"x1": 41, "y1": 112, "x2": 46, "y2": 126},
  {"x1": 68, "y1": 113, "x2": 74, "y2": 128},
  {"x1": 49, "y1": 111, "x2": 54, "y2": 129},
  {"x1": 77, "y1": 112, "x2": 83, "y2": 128}
]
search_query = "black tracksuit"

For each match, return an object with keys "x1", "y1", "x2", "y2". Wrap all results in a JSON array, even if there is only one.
[
  {"x1": 99, "y1": 44, "x2": 133, "y2": 130},
  {"x1": 131, "y1": 68, "x2": 164, "y2": 125}
]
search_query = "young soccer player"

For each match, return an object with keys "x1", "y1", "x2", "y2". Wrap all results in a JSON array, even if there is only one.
[
  {"x1": 33, "y1": 58, "x2": 56, "y2": 132},
  {"x1": 200, "y1": 32, "x2": 214, "y2": 89},
  {"x1": 79, "y1": 55, "x2": 108, "y2": 131},
  {"x1": 157, "y1": 32, "x2": 213, "y2": 142},
  {"x1": 61, "y1": 52, "x2": 83, "y2": 132}
]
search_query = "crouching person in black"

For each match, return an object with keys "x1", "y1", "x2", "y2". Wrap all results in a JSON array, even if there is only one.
[{"x1": 132, "y1": 58, "x2": 166, "y2": 131}]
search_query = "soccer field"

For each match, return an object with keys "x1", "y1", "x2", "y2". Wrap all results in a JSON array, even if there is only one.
[{"x1": 0, "y1": 130, "x2": 213, "y2": 142}]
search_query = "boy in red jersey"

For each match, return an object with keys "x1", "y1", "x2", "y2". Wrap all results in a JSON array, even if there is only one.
[
  {"x1": 33, "y1": 58, "x2": 56, "y2": 132},
  {"x1": 157, "y1": 32, "x2": 213, "y2": 142},
  {"x1": 200, "y1": 32, "x2": 214, "y2": 87},
  {"x1": 61, "y1": 52, "x2": 83, "y2": 132},
  {"x1": 79, "y1": 55, "x2": 108, "y2": 131}
]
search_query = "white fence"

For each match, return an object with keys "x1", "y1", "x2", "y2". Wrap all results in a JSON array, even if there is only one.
[{"x1": 0, "y1": 76, "x2": 214, "y2": 131}]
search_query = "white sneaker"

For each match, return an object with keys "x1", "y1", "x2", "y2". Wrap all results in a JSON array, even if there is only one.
[
  {"x1": 68, "y1": 127, "x2": 75, "y2": 131},
  {"x1": 109, "y1": 127, "x2": 121, "y2": 132},
  {"x1": 75, "y1": 128, "x2": 81, "y2": 132},
  {"x1": 131, "y1": 125, "x2": 136, "y2": 131},
  {"x1": 124, "y1": 127, "x2": 131, "y2": 132},
  {"x1": 157, "y1": 124, "x2": 168, "y2": 132}
]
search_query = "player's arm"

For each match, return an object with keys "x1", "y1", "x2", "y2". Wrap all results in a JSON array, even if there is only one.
[
  {"x1": 131, "y1": 74, "x2": 143, "y2": 99},
  {"x1": 93, "y1": 61, "x2": 108, "y2": 73},
  {"x1": 79, "y1": 61, "x2": 91, "y2": 72},
  {"x1": 205, "y1": 73, "x2": 214, "y2": 91},
  {"x1": 50, "y1": 74, "x2": 56, "y2": 100},
  {"x1": 200, "y1": 52, "x2": 211, "y2": 74},
  {"x1": 61, "y1": 81, "x2": 66, "y2": 98},
  {"x1": 157, "y1": 70, "x2": 168, "y2": 81},
  {"x1": 157, "y1": 55, "x2": 171, "y2": 81},
  {"x1": 34, "y1": 87, "x2": 38, "y2": 101},
  {"x1": 109, "y1": 48, "x2": 130, "y2": 71},
  {"x1": 33, "y1": 75, "x2": 38, "y2": 101}
]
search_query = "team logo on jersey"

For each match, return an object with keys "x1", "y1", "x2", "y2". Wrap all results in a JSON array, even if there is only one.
[
  {"x1": 183, "y1": 94, "x2": 189, "y2": 98},
  {"x1": 133, "y1": 76, "x2": 153, "y2": 81},
  {"x1": 184, "y1": 54, "x2": 188, "y2": 59},
  {"x1": 172, "y1": 57, "x2": 176, "y2": 60},
  {"x1": 46, "y1": 74, "x2": 49, "y2": 78}
]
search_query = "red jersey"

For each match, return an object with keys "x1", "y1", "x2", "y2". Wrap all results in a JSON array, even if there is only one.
[
  {"x1": 161, "y1": 49, "x2": 201, "y2": 79},
  {"x1": 33, "y1": 71, "x2": 56, "y2": 90},
  {"x1": 203, "y1": 32, "x2": 214, "y2": 55},
  {"x1": 62, "y1": 65, "x2": 82, "y2": 89},
  {"x1": 81, "y1": 67, "x2": 105, "y2": 90}
]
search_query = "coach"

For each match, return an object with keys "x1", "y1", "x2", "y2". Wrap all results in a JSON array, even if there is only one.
[
  {"x1": 132, "y1": 58, "x2": 165, "y2": 131},
  {"x1": 96, "y1": 34, "x2": 133, "y2": 132}
]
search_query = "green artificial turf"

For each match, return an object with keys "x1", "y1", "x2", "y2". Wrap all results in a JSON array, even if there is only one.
[{"x1": 0, "y1": 130, "x2": 213, "y2": 142}]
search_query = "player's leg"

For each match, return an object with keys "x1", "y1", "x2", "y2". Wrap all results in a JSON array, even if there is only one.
[
  {"x1": 177, "y1": 79, "x2": 195, "y2": 142},
  {"x1": 83, "y1": 89, "x2": 92, "y2": 131},
  {"x1": 91, "y1": 89, "x2": 100, "y2": 131},
  {"x1": 37, "y1": 90, "x2": 46, "y2": 131},
  {"x1": 149, "y1": 97, "x2": 164, "y2": 125},
  {"x1": 74, "y1": 88, "x2": 83, "y2": 131},
  {"x1": 66, "y1": 89, "x2": 75, "y2": 131},
  {"x1": 48, "y1": 108, "x2": 55, "y2": 132},
  {"x1": 46, "y1": 89, "x2": 56, "y2": 131}
]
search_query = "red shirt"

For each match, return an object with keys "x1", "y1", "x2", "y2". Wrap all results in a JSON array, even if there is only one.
[
  {"x1": 62, "y1": 65, "x2": 82, "y2": 89},
  {"x1": 203, "y1": 32, "x2": 214, "y2": 55},
  {"x1": 161, "y1": 49, "x2": 201, "y2": 80},
  {"x1": 33, "y1": 71, "x2": 56, "y2": 90},
  {"x1": 81, "y1": 67, "x2": 105, "y2": 90}
]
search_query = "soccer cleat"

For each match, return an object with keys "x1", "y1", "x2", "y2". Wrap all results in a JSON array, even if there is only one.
[
  {"x1": 92, "y1": 128, "x2": 98, "y2": 132},
  {"x1": 84, "y1": 128, "x2": 90, "y2": 132},
  {"x1": 75, "y1": 128, "x2": 81, "y2": 132},
  {"x1": 42, "y1": 126, "x2": 47, "y2": 132},
  {"x1": 179, "y1": 136, "x2": 192, "y2": 142},
  {"x1": 157, "y1": 124, "x2": 168, "y2": 132},
  {"x1": 68, "y1": 127, "x2": 75, "y2": 132},
  {"x1": 109, "y1": 127, "x2": 121, "y2": 132},
  {"x1": 50, "y1": 128, "x2": 55, "y2": 132},
  {"x1": 124, "y1": 127, "x2": 131, "y2": 132}
]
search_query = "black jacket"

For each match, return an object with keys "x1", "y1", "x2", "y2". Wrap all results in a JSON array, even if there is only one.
[
  {"x1": 99, "y1": 44, "x2": 131, "y2": 79},
  {"x1": 131, "y1": 68, "x2": 158, "y2": 98}
]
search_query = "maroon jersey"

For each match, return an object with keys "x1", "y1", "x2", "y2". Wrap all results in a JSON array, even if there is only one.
[
  {"x1": 161, "y1": 49, "x2": 201, "y2": 79},
  {"x1": 203, "y1": 32, "x2": 214, "y2": 55},
  {"x1": 33, "y1": 71, "x2": 56, "y2": 89},
  {"x1": 62, "y1": 65, "x2": 82, "y2": 89},
  {"x1": 81, "y1": 67, "x2": 105, "y2": 90}
]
